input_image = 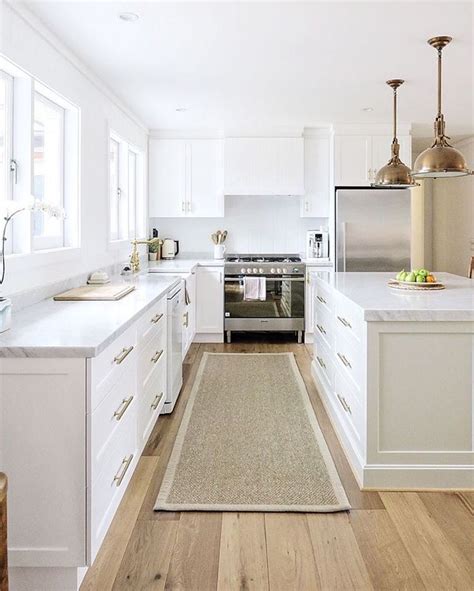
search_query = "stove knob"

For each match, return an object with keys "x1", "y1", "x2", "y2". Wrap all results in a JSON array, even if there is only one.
[
  {"x1": 240, "y1": 267, "x2": 246, "y2": 274},
  {"x1": 270, "y1": 268, "x2": 276, "y2": 274},
  {"x1": 277, "y1": 268, "x2": 282, "y2": 274},
  {"x1": 247, "y1": 268, "x2": 252, "y2": 274},
  {"x1": 282, "y1": 267, "x2": 288, "y2": 274},
  {"x1": 253, "y1": 268, "x2": 258, "y2": 274},
  {"x1": 259, "y1": 268, "x2": 264, "y2": 273}
]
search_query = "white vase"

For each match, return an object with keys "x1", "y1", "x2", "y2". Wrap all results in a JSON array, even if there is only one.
[{"x1": 214, "y1": 244, "x2": 226, "y2": 259}]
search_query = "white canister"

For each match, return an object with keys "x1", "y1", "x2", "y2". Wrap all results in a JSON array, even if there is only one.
[
  {"x1": 214, "y1": 244, "x2": 226, "y2": 259},
  {"x1": 0, "y1": 297, "x2": 12, "y2": 333}
]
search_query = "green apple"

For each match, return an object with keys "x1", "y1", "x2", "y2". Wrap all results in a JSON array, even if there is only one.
[
  {"x1": 416, "y1": 275, "x2": 425, "y2": 283},
  {"x1": 406, "y1": 272, "x2": 417, "y2": 282},
  {"x1": 418, "y1": 269, "x2": 429, "y2": 276},
  {"x1": 412, "y1": 269, "x2": 420, "y2": 275}
]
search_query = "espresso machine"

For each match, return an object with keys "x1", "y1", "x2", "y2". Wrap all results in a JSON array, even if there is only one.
[{"x1": 306, "y1": 230, "x2": 330, "y2": 261}]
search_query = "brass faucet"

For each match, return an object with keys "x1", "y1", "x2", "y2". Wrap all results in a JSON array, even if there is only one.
[{"x1": 130, "y1": 238, "x2": 162, "y2": 273}]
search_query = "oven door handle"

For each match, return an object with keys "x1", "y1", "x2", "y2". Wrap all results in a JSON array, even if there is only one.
[{"x1": 224, "y1": 277, "x2": 304, "y2": 282}]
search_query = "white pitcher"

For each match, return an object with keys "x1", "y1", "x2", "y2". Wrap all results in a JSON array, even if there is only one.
[{"x1": 214, "y1": 244, "x2": 226, "y2": 259}]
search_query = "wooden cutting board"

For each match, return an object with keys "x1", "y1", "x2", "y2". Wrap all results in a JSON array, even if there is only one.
[{"x1": 54, "y1": 284, "x2": 135, "y2": 301}]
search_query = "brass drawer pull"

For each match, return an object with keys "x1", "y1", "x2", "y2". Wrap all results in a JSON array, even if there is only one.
[
  {"x1": 316, "y1": 356, "x2": 326, "y2": 370},
  {"x1": 113, "y1": 454, "x2": 133, "y2": 487},
  {"x1": 316, "y1": 324, "x2": 326, "y2": 335},
  {"x1": 337, "y1": 394, "x2": 352, "y2": 414},
  {"x1": 151, "y1": 349, "x2": 164, "y2": 364},
  {"x1": 151, "y1": 392, "x2": 164, "y2": 411},
  {"x1": 337, "y1": 352, "x2": 352, "y2": 369},
  {"x1": 316, "y1": 295, "x2": 327, "y2": 305},
  {"x1": 113, "y1": 396, "x2": 134, "y2": 421},
  {"x1": 182, "y1": 311, "x2": 189, "y2": 328},
  {"x1": 114, "y1": 346, "x2": 134, "y2": 365},
  {"x1": 337, "y1": 315, "x2": 352, "y2": 329},
  {"x1": 151, "y1": 313, "x2": 163, "y2": 324}
]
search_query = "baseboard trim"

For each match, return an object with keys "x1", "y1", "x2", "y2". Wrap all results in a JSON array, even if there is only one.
[{"x1": 193, "y1": 333, "x2": 224, "y2": 343}]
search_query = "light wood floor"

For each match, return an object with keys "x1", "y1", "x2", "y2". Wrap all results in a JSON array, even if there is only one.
[{"x1": 81, "y1": 339, "x2": 474, "y2": 591}]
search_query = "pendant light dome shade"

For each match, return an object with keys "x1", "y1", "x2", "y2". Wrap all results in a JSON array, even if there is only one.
[
  {"x1": 413, "y1": 36, "x2": 472, "y2": 178},
  {"x1": 374, "y1": 79, "x2": 416, "y2": 187}
]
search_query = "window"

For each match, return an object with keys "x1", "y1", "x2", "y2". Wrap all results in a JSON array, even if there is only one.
[
  {"x1": 33, "y1": 92, "x2": 65, "y2": 250},
  {"x1": 109, "y1": 131, "x2": 144, "y2": 242},
  {"x1": 0, "y1": 70, "x2": 13, "y2": 255}
]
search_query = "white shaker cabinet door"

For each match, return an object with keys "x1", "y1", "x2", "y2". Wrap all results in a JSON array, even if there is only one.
[
  {"x1": 149, "y1": 139, "x2": 186, "y2": 217},
  {"x1": 301, "y1": 135, "x2": 331, "y2": 217},
  {"x1": 187, "y1": 139, "x2": 224, "y2": 217},
  {"x1": 195, "y1": 267, "x2": 224, "y2": 334},
  {"x1": 334, "y1": 135, "x2": 372, "y2": 186}
]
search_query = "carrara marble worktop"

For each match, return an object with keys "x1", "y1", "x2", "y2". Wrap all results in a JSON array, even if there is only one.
[
  {"x1": 148, "y1": 252, "x2": 224, "y2": 273},
  {"x1": 0, "y1": 273, "x2": 180, "y2": 358},
  {"x1": 312, "y1": 271, "x2": 473, "y2": 322}
]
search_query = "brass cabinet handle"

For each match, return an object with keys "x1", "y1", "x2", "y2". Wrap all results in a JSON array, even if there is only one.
[
  {"x1": 113, "y1": 396, "x2": 134, "y2": 421},
  {"x1": 151, "y1": 392, "x2": 164, "y2": 411},
  {"x1": 151, "y1": 349, "x2": 164, "y2": 364},
  {"x1": 316, "y1": 356, "x2": 326, "y2": 370},
  {"x1": 316, "y1": 324, "x2": 326, "y2": 335},
  {"x1": 337, "y1": 393, "x2": 352, "y2": 415},
  {"x1": 316, "y1": 295, "x2": 327, "y2": 305},
  {"x1": 337, "y1": 315, "x2": 352, "y2": 329},
  {"x1": 151, "y1": 313, "x2": 163, "y2": 324},
  {"x1": 182, "y1": 311, "x2": 189, "y2": 328},
  {"x1": 113, "y1": 454, "x2": 133, "y2": 487},
  {"x1": 337, "y1": 352, "x2": 352, "y2": 369},
  {"x1": 114, "y1": 346, "x2": 134, "y2": 365}
]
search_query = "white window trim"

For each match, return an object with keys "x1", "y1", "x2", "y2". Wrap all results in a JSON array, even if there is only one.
[{"x1": 0, "y1": 69, "x2": 14, "y2": 255}]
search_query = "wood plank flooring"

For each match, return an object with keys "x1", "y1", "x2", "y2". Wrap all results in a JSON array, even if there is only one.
[{"x1": 81, "y1": 340, "x2": 474, "y2": 591}]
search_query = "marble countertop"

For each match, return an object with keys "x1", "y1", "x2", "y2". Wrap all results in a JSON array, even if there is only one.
[
  {"x1": 0, "y1": 273, "x2": 180, "y2": 358},
  {"x1": 148, "y1": 253, "x2": 224, "y2": 273},
  {"x1": 312, "y1": 272, "x2": 473, "y2": 321}
]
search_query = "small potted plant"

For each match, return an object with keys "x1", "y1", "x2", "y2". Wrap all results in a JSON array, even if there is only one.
[{"x1": 148, "y1": 238, "x2": 161, "y2": 261}]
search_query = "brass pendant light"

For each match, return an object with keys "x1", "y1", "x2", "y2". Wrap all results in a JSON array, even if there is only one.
[
  {"x1": 374, "y1": 79, "x2": 416, "y2": 187},
  {"x1": 413, "y1": 36, "x2": 472, "y2": 178}
]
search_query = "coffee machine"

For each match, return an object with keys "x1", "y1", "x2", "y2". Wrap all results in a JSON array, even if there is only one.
[{"x1": 306, "y1": 230, "x2": 329, "y2": 261}]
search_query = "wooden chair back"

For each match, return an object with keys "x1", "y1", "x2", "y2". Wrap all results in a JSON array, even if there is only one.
[
  {"x1": 469, "y1": 256, "x2": 474, "y2": 279},
  {"x1": 0, "y1": 473, "x2": 7, "y2": 591}
]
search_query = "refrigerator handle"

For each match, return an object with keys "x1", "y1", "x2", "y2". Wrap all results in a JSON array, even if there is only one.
[{"x1": 337, "y1": 222, "x2": 347, "y2": 272}]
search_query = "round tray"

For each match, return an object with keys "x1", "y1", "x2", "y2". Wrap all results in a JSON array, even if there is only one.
[{"x1": 388, "y1": 280, "x2": 445, "y2": 291}]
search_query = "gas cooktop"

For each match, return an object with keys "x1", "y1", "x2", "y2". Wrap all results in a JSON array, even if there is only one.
[
  {"x1": 225, "y1": 254, "x2": 305, "y2": 276},
  {"x1": 225, "y1": 254, "x2": 302, "y2": 264}
]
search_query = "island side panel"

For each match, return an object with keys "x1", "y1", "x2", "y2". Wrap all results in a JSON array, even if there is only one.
[
  {"x1": 366, "y1": 321, "x2": 473, "y2": 489},
  {"x1": 0, "y1": 358, "x2": 87, "y2": 567}
]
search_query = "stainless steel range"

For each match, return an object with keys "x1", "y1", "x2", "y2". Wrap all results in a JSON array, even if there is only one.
[{"x1": 224, "y1": 254, "x2": 305, "y2": 343}]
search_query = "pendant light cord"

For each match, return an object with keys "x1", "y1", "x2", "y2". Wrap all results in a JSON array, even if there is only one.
[
  {"x1": 393, "y1": 86, "x2": 397, "y2": 142},
  {"x1": 437, "y1": 48, "x2": 442, "y2": 117}
]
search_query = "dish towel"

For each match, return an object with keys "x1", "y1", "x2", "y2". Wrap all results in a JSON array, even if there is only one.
[{"x1": 244, "y1": 277, "x2": 267, "y2": 301}]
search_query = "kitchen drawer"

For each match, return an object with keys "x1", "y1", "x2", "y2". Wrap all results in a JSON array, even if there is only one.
[
  {"x1": 137, "y1": 296, "x2": 166, "y2": 346},
  {"x1": 314, "y1": 281, "x2": 334, "y2": 314},
  {"x1": 314, "y1": 303, "x2": 334, "y2": 351},
  {"x1": 335, "y1": 294, "x2": 363, "y2": 343},
  {"x1": 313, "y1": 334, "x2": 335, "y2": 390},
  {"x1": 334, "y1": 329, "x2": 363, "y2": 391},
  {"x1": 138, "y1": 361, "x2": 166, "y2": 447},
  {"x1": 90, "y1": 365, "x2": 136, "y2": 482},
  {"x1": 90, "y1": 405, "x2": 137, "y2": 561},
  {"x1": 138, "y1": 323, "x2": 166, "y2": 389},
  {"x1": 334, "y1": 369, "x2": 363, "y2": 445},
  {"x1": 90, "y1": 325, "x2": 137, "y2": 411}
]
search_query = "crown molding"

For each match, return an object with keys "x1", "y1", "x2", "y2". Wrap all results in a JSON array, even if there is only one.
[{"x1": 4, "y1": 0, "x2": 149, "y2": 133}]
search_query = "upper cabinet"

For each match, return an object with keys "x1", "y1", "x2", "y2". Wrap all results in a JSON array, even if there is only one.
[
  {"x1": 224, "y1": 137, "x2": 304, "y2": 196},
  {"x1": 334, "y1": 131, "x2": 412, "y2": 186},
  {"x1": 301, "y1": 134, "x2": 332, "y2": 218},
  {"x1": 149, "y1": 138, "x2": 224, "y2": 218}
]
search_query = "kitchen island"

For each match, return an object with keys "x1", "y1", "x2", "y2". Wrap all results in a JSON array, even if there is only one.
[{"x1": 311, "y1": 272, "x2": 473, "y2": 489}]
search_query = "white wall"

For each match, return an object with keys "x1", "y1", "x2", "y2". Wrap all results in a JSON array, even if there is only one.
[
  {"x1": 0, "y1": 2, "x2": 148, "y2": 296},
  {"x1": 151, "y1": 196, "x2": 327, "y2": 255},
  {"x1": 431, "y1": 138, "x2": 474, "y2": 277}
]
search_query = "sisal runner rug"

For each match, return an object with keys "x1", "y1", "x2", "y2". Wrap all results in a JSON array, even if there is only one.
[{"x1": 154, "y1": 352, "x2": 350, "y2": 512}]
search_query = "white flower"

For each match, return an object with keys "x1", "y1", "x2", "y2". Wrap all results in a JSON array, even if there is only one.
[{"x1": 0, "y1": 197, "x2": 66, "y2": 220}]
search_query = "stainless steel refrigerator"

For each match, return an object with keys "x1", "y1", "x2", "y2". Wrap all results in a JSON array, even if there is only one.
[{"x1": 335, "y1": 188, "x2": 411, "y2": 272}]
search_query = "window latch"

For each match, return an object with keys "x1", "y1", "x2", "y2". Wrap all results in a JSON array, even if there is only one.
[
  {"x1": 117, "y1": 187, "x2": 122, "y2": 199},
  {"x1": 9, "y1": 159, "x2": 18, "y2": 184}
]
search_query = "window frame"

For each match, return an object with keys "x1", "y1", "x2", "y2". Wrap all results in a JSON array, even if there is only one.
[
  {"x1": 0, "y1": 69, "x2": 14, "y2": 254},
  {"x1": 32, "y1": 90, "x2": 66, "y2": 252}
]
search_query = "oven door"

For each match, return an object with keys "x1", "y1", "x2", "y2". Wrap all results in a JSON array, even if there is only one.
[{"x1": 224, "y1": 276, "x2": 304, "y2": 319}]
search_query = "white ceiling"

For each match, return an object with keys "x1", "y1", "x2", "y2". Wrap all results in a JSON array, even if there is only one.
[{"x1": 24, "y1": 1, "x2": 474, "y2": 137}]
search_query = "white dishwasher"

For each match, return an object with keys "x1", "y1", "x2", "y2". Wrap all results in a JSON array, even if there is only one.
[{"x1": 163, "y1": 282, "x2": 184, "y2": 414}]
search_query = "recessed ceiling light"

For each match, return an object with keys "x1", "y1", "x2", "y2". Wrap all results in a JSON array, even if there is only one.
[
  {"x1": 362, "y1": 107, "x2": 374, "y2": 112},
  {"x1": 175, "y1": 108, "x2": 188, "y2": 112},
  {"x1": 119, "y1": 12, "x2": 139, "y2": 22}
]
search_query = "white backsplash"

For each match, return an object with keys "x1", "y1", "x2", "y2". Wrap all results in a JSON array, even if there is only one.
[{"x1": 150, "y1": 196, "x2": 328, "y2": 255}]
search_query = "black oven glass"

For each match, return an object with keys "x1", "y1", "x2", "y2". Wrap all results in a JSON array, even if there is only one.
[{"x1": 224, "y1": 278, "x2": 304, "y2": 318}]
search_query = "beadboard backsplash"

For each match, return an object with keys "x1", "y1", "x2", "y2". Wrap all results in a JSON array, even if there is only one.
[{"x1": 150, "y1": 196, "x2": 328, "y2": 254}]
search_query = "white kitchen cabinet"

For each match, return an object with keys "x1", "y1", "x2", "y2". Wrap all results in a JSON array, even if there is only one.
[
  {"x1": 304, "y1": 266, "x2": 333, "y2": 343},
  {"x1": 301, "y1": 135, "x2": 331, "y2": 217},
  {"x1": 195, "y1": 266, "x2": 224, "y2": 341},
  {"x1": 182, "y1": 270, "x2": 196, "y2": 357},
  {"x1": 224, "y1": 137, "x2": 304, "y2": 195},
  {"x1": 149, "y1": 138, "x2": 224, "y2": 218},
  {"x1": 334, "y1": 133, "x2": 412, "y2": 185}
]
